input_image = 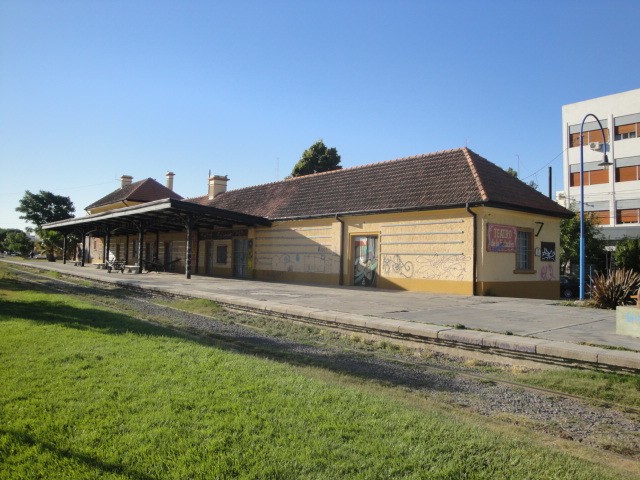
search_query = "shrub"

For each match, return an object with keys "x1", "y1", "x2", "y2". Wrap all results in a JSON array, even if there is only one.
[
  {"x1": 614, "y1": 237, "x2": 640, "y2": 272},
  {"x1": 590, "y1": 268, "x2": 640, "y2": 309}
]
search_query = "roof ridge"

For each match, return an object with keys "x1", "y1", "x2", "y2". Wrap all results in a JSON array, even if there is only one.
[
  {"x1": 127, "y1": 177, "x2": 151, "y2": 195},
  {"x1": 462, "y1": 147, "x2": 488, "y2": 201},
  {"x1": 189, "y1": 147, "x2": 467, "y2": 198}
]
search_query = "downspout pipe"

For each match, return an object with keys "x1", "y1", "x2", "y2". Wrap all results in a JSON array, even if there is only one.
[
  {"x1": 335, "y1": 214, "x2": 345, "y2": 286},
  {"x1": 466, "y1": 203, "x2": 477, "y2": 296}
]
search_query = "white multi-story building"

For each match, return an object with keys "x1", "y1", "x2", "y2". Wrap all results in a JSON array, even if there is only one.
[{"x1": 559, "y1": 88, "x2": 640, "y2": 244}]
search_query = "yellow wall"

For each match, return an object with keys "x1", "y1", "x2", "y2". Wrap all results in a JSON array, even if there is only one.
[
  {"x1": 87, "y1": 205, "x2": 563, "y2": 300},
  {"x1": 253, "y1": 219, "x2": 340, "y2": 284},
  {"x1": 93, "y1": 231, "x2": 188, "y2": 273},
  {"x1": 474, "y1": 207, "x2": 562, "y2": 298},
  {"x1": 251, "y1": 210, "x2": 475, "y2": 294},
  {"x1": 86, "y1": 201, "x2": 144, "y2": 215},
  {"x1": 343, "y1": 209, "x2": 475, "y2": 294},
  {"x1": 197, "y1": 237, "x2": 233, "y2": 277}
]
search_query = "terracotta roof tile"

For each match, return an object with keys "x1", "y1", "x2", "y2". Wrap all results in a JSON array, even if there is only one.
[
  {"x1": 187, "y1": 148, "x2": 571, "y2": 220},
  {"x1": 86, "y1": 178, "x2": 183, "y2": 211}
]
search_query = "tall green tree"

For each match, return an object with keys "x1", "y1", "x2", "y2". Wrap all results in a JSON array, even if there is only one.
[
  {"x1": 614, "y1": 237, "x2": 640, "y2": 272},
  {"x1": 560, "y1": 209, "x2": 606, "y2": 275},
  {"x1": 4, "y1": 230, "x2": 34, "y2": 257},
  {"x1": 291, "y1": 140, "x2": 342, "y2": 177},
  {"x1": 16, "y1": 190, "x2": 75, "y2": 260},
  {"x1": 16, "y1": 190, "x2": 75, "y2": 226},
  {"x1": 0, "y1": 228, "x2": 21, "y2": 251}
]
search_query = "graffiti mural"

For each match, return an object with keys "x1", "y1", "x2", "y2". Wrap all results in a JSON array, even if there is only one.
[
  {"x1": 353, "y1": 236, "x2": 378, "y2": 287},
  {"x1": 382, "y1": 255, "x2": 414, "y2": 278},
  {"x1": 256, "y1": 253, "x2": 339, "y2": 274},
  {"x1": 541, "y1": 242, "x2": 556, "y2": 262},
  {"x1": 540, "y1": 264, "x2": 555, "y2": 281},
  {"x1": 382, "y1": 254, "x2": 470, "y2": 281}
]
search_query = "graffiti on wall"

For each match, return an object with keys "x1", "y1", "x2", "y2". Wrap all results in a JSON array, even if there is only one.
[
  {"x1": 381, "y1": 254, "x2": 470, "y2": 281},
  {"x1": 540, "y1": 242, "x2": 556, "y2": 262},
  {"x1": 539, "y1": 264, "x2": 555, "y2": 281},
  {"x1": 256, "y1": 252, "x2": 339, "y2": 274},
  {"x1": 382, "y1": 255, "x2": 414, "y2": 278}
]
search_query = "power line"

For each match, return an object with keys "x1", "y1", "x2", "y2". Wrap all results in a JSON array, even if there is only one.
[{"x1": 519, "y1": 148, "x2": 567, "y2": 182}]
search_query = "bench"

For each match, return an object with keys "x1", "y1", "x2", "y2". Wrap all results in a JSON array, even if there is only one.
[
  {"x1": 143, "y1": 260, "x2": 165, "y2": 272},
  {"x1": 124, "y1": 265, "x2": 139, "y2": 274},
  {"x1": 95, "y1": 263, "x2": 106, "y2": 269},
  {"x1": 106, "y1": 259, "x2": 126, "y2": 273}
]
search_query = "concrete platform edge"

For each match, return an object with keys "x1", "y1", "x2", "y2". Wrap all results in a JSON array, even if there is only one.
[{"x1": 5, "y1": 259, "x2": 640, "y2": 372}]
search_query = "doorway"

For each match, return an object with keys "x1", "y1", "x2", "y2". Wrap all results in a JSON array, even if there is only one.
[
  {"x1": 204, "y1": 241, "x2": 214, "y2": 276},
  {"x1": 164, "y1": 241, "x2": 174, "y2": 271},
  {"x1": 233, "y1": 239, "x2": 249, "y2": 278},
  {"x1": 352, "y1": 235, "x2": 378, "y2": 287}
]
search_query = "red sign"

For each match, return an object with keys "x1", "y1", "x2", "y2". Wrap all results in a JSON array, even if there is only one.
[{"x1": 487, "y1": 224, "x2": 517, "y2": 252}]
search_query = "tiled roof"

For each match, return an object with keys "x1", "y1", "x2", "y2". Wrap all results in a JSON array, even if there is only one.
[
  {"x1": 85, "y1": 178, "x2": 183, "y2": 211},
  {"x1": 188, "y1": 148, "x2": 571, "y2": 219}
]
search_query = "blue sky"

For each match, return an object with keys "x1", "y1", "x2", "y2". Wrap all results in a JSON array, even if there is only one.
[{"x1": 1, "y1": 0, "x2": 639, "y2": 230}]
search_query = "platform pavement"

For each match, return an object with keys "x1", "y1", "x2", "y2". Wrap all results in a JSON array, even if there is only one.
[{"x1": 4, "y1": 258, "x2": 640, "y2": 371}]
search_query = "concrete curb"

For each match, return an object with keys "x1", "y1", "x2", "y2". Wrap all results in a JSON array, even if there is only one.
[{"x1": 5, "y1": 259, "x2": 640, "y2": 372}]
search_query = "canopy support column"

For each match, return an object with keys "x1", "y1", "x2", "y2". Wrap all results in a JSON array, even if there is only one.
[
  {"x1": 185, "y1": 218, "x2": 195, "y2": 279},
  {"x1": 104, "y1": 231, "x2": 111, "y2": 264},
  {"x1": 81, "y1": 230, "x2": 86, "y2": 267},
  {"x1": 135, "y1": 222, "x2": 145, "y2": 274}
]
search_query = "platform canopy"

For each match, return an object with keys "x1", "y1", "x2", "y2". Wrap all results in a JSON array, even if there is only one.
[{"x1": 42, "y1": 197, "x2": 271, "y2": 236}]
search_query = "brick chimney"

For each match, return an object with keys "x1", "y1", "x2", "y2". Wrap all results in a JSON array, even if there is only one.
[
  {"x1": 166, "y1": 171, "x2": 175, "y2": 191},
  {"x1": 120, "y1": 175, "x2": 133, "y2": 188},
  {"x1": 208, "y1": 175, "x2": 229, "y2": 199}
]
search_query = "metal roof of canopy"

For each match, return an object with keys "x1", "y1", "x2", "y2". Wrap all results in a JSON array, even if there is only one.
[{"x1": 42, "y1": 198, "x2": 271, "y2": 235}]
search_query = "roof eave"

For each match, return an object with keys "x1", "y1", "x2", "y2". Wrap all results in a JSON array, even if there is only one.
[
  {"x1": 262, "y1": 200, "x2": 572, "y2": 222},
  {"x1": 481, "y1": 201, "x2": 574, "y2": 219}
]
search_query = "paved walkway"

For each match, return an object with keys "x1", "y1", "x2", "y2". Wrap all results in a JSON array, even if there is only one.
[{"x1": 4, "y1": 258, "x2": 640, "y2": 370}]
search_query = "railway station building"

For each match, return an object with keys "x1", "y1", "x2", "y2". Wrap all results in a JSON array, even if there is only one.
[{"x1": 44, "y1": 148, "x2": 572, "y2": 299}]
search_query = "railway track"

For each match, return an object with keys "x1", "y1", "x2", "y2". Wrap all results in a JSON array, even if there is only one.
[{"x1": 6, "y1": 264, "x2": 640, "y2": 461}]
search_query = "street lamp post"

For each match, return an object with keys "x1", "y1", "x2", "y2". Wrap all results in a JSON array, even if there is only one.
[{"x1": 579, "y1": 114, "x2": 612, "y2": 300}]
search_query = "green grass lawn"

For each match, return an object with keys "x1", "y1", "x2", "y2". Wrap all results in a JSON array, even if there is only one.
[{"x1": 0, "y1": 269, "x2": 636, "y2": 479}]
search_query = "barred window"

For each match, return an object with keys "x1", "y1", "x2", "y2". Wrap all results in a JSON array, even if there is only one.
[
  {"x1": 216, "y1": 245, "x2": 228, "y2": 264},
  {"x1": 515, "y1": 229, "x2": 533, "y2": 272}
]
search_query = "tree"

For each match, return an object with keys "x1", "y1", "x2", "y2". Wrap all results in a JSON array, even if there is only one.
[
  {"x1": 16, "y1": 190, "x2": 75, "y2": 261},
  {"x1": 614, "y1": 237, "x2": 640, "y2": 272},
  {"x1": 559, "y1": 209, "x2": 606, "y2": 275},
  {"x1": 291, "y1": 140, "x2": 342, "y2": 177},
  {"x1": 4, "y1": 230, "x2": 34, "y2": 257},
  {"x1": 0, "y1": 228, "x2": 21, "y2": 251},
  {"x1": 505, "y1": 167, "x2": 538, "y2": 190},
  {"x1": 16, "y1": 190, "x2": 75, "y2": 227}
]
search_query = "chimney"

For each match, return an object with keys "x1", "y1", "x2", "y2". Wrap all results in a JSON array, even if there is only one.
[
  {"x1": 208, "y1": 175, "x2": 229, "y2": 199},
  {"x1": 166, "y1": 171, "x2": 175, "y2": 191},
  {"x1": 120, "y1": 175, "x2": 133, "y2": 188}
]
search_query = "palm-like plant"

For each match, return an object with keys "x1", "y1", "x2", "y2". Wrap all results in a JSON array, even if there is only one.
[{"x1": 590, "y1": 269, "x2": 640, "y2": 309}]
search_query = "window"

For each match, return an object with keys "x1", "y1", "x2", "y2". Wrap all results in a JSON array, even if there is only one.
[
  {"x1": 569, "y1": 127, "x2": 609, "y2": 148},
  {"x1": 617, "y1": 209, "x2": 640, "y2": 224},
  {"x1": 616, "y1": 165, "x2": 640, "y2": 182},
  {"x1": 216, "y1": 245, "x2": 228, "y2": 264},
  {"x1": 515, "y1": 229, "x2": 533, "y2": 272},
  {"x1": 569, "y1": 169, "x2": 609, "y2": 187},
  {"x1": 614, "y1": 122, "x2": 639, "y2": 141},
  {"x1": 590, "y1": 210, "x2": 610, "y2": 225}
]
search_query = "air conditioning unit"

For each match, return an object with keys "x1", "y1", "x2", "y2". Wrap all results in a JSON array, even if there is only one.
[{"x1": 589, "y1": 142, "x2": 601, "y2": 151}]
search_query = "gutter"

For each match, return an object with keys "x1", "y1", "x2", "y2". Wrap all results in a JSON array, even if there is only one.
[
  {"x1": 265, "y1": 201, "x2": 571, "y2": 223},
  {"x1": 335, "y1": 214, "x2": 345, "y2": 285},
  {"x1": 466, "y1": 203, "x2": 477, "y2": 296}
]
